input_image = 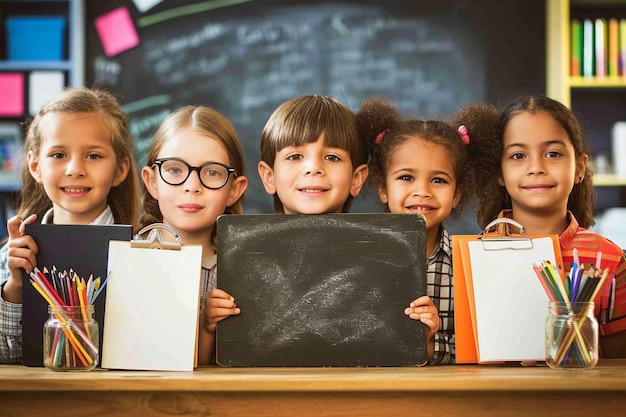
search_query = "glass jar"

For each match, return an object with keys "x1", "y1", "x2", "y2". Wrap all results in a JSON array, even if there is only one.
[
  {"x1": 545, "y1": 301, "x2": 598, "y2": 370},
  {"x1": 43, "y1": 306, "x2": 99, "y2": 371}
]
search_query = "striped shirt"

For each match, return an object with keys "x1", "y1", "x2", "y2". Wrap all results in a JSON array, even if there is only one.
[{"x1": 559, "y1": 213, "x2": 626, "y2": 335}]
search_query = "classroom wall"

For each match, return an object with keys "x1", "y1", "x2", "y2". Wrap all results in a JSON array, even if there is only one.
[{"x1": 85, "y1": 0, "x2": 546, "y2": 233}]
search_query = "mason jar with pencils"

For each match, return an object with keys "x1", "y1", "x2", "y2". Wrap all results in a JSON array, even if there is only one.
[
  {"x1": 43, "y1": 305, "x2": 99, "y2": 371},
  {"x1": 545, "y1": 301, "x2": 598, "y2": 370}
]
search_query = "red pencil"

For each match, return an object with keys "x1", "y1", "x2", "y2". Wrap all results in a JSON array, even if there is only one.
[
  {"x1": 33, "y1": 267, "x2": 66, "y2": 307},
  {"x1": 532, "y1": 264, "x2": 557, "y2": 302}
]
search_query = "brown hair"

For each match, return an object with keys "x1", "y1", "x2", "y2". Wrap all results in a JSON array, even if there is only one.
[
  {"x1": 357, "y1": 96, "x2": 473, "y2": 217},
  {"x1": 18, "y1": 88, "x2": 138, "y2": 226},
  {"x1": 458, "y1": 95, "x2": 595, "y2": 229},
  {"x1": 259, "y1": 95, "x2": 367, "y2": 213},
  {"x1": 139, "y1": 106, "x2": 247, "y2": 233}
]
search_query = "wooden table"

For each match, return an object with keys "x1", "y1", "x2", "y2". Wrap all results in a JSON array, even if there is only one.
[{"x1": 2, "y1": 360, "x2": 626, "y2": 416}]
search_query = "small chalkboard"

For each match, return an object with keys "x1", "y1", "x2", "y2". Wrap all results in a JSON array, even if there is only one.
[{"x1": 215, "y1": 213, "x2": 427, "y2": 367}]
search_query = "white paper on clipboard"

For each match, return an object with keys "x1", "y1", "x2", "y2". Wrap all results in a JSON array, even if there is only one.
[
  {"x1": 102, "y1": 225, "x2": 202, "y2": 371},
  {"x1": 468, "y1": 236, "x2": 555, "y2": 362}
]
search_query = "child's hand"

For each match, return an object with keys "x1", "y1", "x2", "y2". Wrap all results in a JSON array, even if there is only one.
[
  {"x1": 6, "y1": 214, "x2": 38, "y2": 279},
  {"x1": 204, "y1": 288, "x2": 240, "y2": 333},
  {"x1": 1, "y1": 214, "x2": 38, "y2": 304},
  {"x1": 404, "y1": 295, "x2": 440, "y2": 340}
]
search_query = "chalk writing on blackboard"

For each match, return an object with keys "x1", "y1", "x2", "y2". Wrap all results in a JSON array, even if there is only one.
[{"x1": 90, "y1": 2, "x2": 485, "y2": 213}]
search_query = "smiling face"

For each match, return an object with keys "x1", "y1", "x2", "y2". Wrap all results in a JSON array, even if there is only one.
[
  {"x1": 142, "y1": 127, "x2": 246, "y2": 240},
  {"x1": 500, "y1": 111, "x2": 587, "y2": 221},
  {"x1": 378, "y1": 137, "x2": 460, "y2": 234},
  {"x1": 258, "y1": 134, "x2": 367, "y2": 214},
  {"x1": 28, "y1": 112, "x2": 128, "y2": 224}
]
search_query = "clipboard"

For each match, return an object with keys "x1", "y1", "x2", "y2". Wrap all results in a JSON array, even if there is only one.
[
  {"x1": 21, "y1": 224, "x2": 133, "y2": 367},
  {"x1": 453, "y1": 218, "x2": 563, "y2": 363},
  {"x1": 215, "y1": 213, "x2": 428, "y2": 367},
  {"x1": 101, "y1": 224, "x2": 203, "y2": 371}
]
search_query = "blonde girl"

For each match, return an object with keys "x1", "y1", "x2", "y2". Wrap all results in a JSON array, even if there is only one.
[
  {"x1": 140, "y1": 106, "x2": 248, "y2": 364},
  {"x1": 0, "y1": 88, "x2": 138, "y2": 363}
]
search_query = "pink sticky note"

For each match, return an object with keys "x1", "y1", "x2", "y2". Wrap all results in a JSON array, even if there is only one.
[
  {"x1": 94, "y1": 7, "x2": 140, "y2": 57},
  {"x1": 0, "y1": 73, "x2": 24, "y2": 116}
]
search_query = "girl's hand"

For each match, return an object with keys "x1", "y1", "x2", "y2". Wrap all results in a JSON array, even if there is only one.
[
  {"x1": 6, "y1": 214, "x2": 38, "y2": 279},
  {"x1": 204, "y1": 288, "x2": 240, "y2": 333},
  {"x1": 1, "y1": 214, "x2": 38, "y2": 304},
  {"x1": 404, "y1": 295, "x2": 440, "y2": 340}
]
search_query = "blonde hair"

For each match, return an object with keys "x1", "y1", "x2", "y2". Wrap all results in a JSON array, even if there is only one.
[
  {"x1": 260, "y1": 95, "x2": 366, "y2": 213},
  {"x1": 139, "y1": 106, "x2": 247, "y2": 232},
  {"x1": 18, "y1": 88, "x2": 138, "y2": 226}
]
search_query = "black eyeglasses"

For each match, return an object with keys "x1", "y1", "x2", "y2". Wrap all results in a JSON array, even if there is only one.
[{"x1": 153, "y1": 158, "x2": 237, "y2": 190}]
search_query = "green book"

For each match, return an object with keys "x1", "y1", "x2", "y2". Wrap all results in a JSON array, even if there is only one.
[
  {"x1": 583, "y1": 19, "x2": 595, "y2": 78},
  {"x1": 571, "y1": 19, "x2": 582, "y2": 76}
]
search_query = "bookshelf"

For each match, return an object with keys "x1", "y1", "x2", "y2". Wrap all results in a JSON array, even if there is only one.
[
  {"x1": 0, "y1": 0, "x2": 84, "y2": 86},
  {"x1": 547, "y1": 0, "x2": 626, "y2": 192},
  {"x1": 0, "y1": 0, "x2": 85, "y2": 237}
]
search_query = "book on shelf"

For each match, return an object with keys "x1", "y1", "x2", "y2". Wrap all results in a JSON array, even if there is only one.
[
  {"x1": 572, "y1": 16, "x2": 626, "y2": 79},
  {"x1": 571, "y1": 19, "x2": 582, "y2": 76},
  {"x1": 583, "y1": 19, "x2": 595, "y2": 79},
  {"x1": 608, "y1": 18, "x2": 619, "y2": 77},
  {"x1": 618, "y1": 19, "x2": 626, "y2": 76},
  {"x1": 595, "y1": 18, "x2": 607, "y2": 79}
]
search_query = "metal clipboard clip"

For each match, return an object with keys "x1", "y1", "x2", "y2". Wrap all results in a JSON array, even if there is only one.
[
  {"x1": 131, "y1": 223, "x2": 182, "y2": 251},
  {"x1": 479, "y1": 218, "x2": 533, "y2": 251}
]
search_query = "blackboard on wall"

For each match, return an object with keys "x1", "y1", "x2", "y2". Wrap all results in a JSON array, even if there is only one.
[{"x1": 86, "y1": 0, "x2": 545, "y2": 229}]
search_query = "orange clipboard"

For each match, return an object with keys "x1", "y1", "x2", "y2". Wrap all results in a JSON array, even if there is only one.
[{"x1": 453, "y1": 218, "x2": 564, "y2": 363}]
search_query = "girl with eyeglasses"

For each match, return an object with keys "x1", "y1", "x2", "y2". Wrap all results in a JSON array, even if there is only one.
[{"x1": 139, "y1": 105, "x2": 248, "y2": 365}]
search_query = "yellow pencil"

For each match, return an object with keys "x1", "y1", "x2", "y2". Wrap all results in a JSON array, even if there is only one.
[{"x1": 76, "y1": 278, "x2": 91, "y2": 339}]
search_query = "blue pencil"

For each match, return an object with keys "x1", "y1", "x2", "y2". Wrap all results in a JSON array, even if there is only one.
[{"x1": 90, "y1": 272, "x2": 110, "y2": 304}]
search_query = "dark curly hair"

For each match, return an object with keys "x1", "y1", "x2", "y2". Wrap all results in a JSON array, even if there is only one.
[
  {"x1": 456, "y1": 95, "x2": 595, "y2": 229},
  {"x1": 356, "y1": 96, "x2": 473, "y2": 217}
]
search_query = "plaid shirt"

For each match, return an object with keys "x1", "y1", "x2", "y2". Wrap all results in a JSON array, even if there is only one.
[
  {"x1": 428, "y1": 227, "x2": 455, "y2": 365},
  {"x1": 0, "y1": 207, "x2": 114, "y2": 364}
]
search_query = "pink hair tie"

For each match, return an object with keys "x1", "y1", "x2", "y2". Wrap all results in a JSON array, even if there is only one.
[
  {"x1": 375, "y1": 128, "x2": 389, "y2": 144},
  {"x1": 458, "y1": 125, "x2": 470, "y2": 145}
]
